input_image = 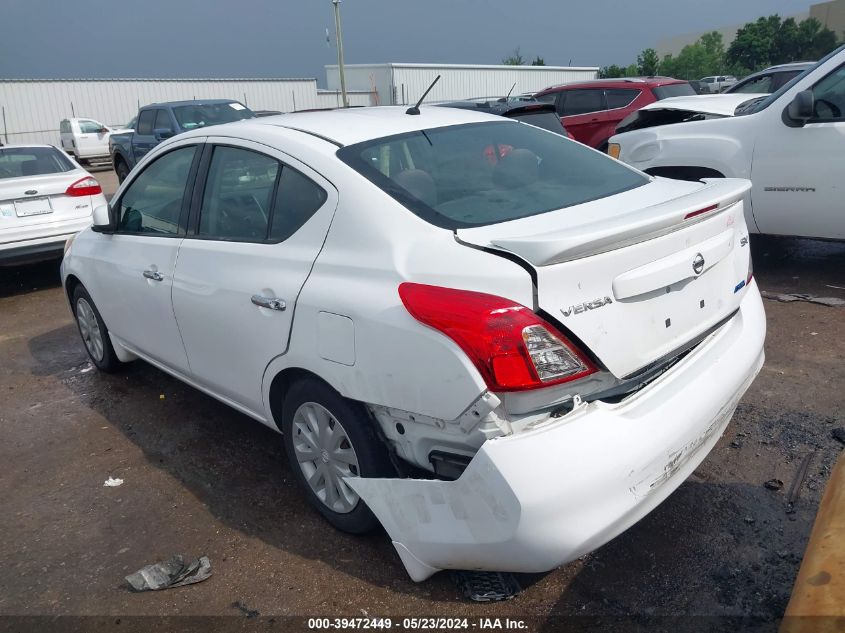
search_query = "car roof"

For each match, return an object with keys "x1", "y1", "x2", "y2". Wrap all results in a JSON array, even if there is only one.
[
  {"x1": 437, "y1": 99, "x2": 555, "y2": 116},
  {"x1": 215, "y1": 105, "x2": 507, "y2": 146},
  {"x1": 536, "y1": 77, "x2": 685, "y2": 93},
  {"x1": 144, "y1": 99, "x2": 243, "y2": 108},
  {"x1": 0, "y1": 143, "x2": 61, "y2": 150}
]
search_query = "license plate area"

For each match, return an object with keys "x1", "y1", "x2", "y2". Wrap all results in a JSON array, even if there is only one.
[{"x1": 14, "y1": 197, "x2": 53, "y2": 217}]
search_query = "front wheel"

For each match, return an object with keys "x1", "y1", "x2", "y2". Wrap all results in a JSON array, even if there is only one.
[
  {"x1": 115, "y1": 160, "x2": 130, "y2": 183},
  {"x1": 72, "y1": 285, "x2": 124, "y2": 372},
  {"x1": 281, "y1": 377, "x2": 395, "y2": 534}
]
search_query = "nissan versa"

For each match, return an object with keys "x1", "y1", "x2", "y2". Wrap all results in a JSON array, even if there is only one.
[{"x1": 61, "y1": 106, "x2": 765, "y2": 582}]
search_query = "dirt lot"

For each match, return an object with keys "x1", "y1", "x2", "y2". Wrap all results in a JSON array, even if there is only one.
[{"x1": 0, "y1": 178, "x2": 843, "y2": 630}]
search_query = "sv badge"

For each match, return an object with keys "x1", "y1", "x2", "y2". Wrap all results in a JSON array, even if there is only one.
[{"x1": 561, "y1": 296, "x2": 613, "y2": 317}]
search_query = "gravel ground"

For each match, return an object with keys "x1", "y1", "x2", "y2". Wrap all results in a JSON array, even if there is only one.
[{"x1": 0, "y1": 211, "x2": 843, "y2": 631}]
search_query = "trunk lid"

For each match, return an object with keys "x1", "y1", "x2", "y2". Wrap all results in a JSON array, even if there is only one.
[
  {"x1": 0, "y1": 171, "x2": 93, "y2": 231},
  {"x1": 456, "y1": 177, "x2": 753, "y2": 378}
]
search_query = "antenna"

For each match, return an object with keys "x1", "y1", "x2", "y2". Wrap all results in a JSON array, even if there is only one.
[
  {"x1": 499, "y1": 82, "x2": 517, "y2": 103},
  {"x1": 405, "y1": 75, "x2": 441, "y2": 115}
]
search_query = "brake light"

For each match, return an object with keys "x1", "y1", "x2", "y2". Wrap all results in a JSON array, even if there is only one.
[
  {"x1": 399, "y1": 283, "x2": 596, "y2": 391},
  {"x1": 684, "y1": 204, "x2": 718, "y2": 220},
  {"x1": 65, "y1": 176, "x2": 102, "y2": 197}
]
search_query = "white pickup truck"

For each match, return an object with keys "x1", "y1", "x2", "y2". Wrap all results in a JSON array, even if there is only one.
[{"x1": 609, "y1": 45, "x2": 845, "y2": 240}]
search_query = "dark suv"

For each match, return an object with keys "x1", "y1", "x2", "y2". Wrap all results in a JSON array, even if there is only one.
[{"x1": 533, "y1": 78, "x2": 696, "y2": 149}]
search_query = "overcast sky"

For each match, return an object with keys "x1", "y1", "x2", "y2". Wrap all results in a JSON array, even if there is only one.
[{"x1": 0, "y1": 0, "x2": 813, "y2": 84}]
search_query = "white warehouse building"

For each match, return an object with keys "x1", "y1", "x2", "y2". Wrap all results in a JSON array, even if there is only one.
[
  {"x1": 0, "y1": 78, "x2": 373, "y2": 146},
  {"x1": 326, "y1": 62, "x2": 599, "y2": 106}
]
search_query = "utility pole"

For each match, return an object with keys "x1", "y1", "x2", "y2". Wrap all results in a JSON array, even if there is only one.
[{"x1": 332, "y1": 0, "x2": 349, "y2": 108}]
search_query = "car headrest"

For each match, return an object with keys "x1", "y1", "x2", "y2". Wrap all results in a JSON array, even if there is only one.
[{"x1": 393, "y1": 169, "x2": 437, "y2": 207}]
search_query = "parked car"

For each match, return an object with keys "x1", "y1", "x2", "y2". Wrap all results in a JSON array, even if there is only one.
[
  {"x1": 437, "y1": 99, "x2": 573, "y2": 137},
  {"x1": 699, "y1": 75, "x2": 737, "y2": 93},
  {"x1": 725, "y1": 62, "x2": 815, "y2": 94},
  {"x1": 59, "y1": 118, "x2": 132, "y2": 165},
  {"x1": 608, "y1": 45, "x2": 845, "y2": 240},
  {"x1": 0, "y1": 145, "x2": 105, "y2": 265},
  {"x1": 110, "y1": 99, "x2": 255, "y2": 182},
  {"x1": 62, "y1": 105, "x2": 764, "y2": 582},
  {"x1": 533, "y1": 78, "x2": 697, "y2": 149}
]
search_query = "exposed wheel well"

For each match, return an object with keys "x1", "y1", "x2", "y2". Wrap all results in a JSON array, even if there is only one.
[
  {"x1": 268, "y1": 367, "x2": 331, "y2": 428},
  {"x1": 65, "y1": 274, "x2": 82, "y2": 306},
  {"x1": 644, "y1": 166, "x2": 725, "y2": 182}
]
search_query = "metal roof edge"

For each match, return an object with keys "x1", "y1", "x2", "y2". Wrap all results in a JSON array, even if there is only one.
[
  {"x1": 325, "y1": 63, "x2": 599, "y2": 71},
  {"x1": 0, "y1": 77, "x2": 318, "y2": 83}
]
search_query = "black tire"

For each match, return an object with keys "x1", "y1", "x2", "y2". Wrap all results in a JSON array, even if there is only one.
[
  {"x1": 115, "y1": 160, "x2": 130, "y2": 183},
  {"x1": 281, "y1": 377, "x2": 395, "y2": 534},
  {"x1": 71, "y1": 285, "x2": 124, "y2": 373}
]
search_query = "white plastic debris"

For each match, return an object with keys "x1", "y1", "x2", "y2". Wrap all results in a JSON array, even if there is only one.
[
  {"x1": 125, "y1": 555, "x2": 212, "y2": 591},
  {"x1": 103, "y1": 477, "x2": 124, "y2": 487}
]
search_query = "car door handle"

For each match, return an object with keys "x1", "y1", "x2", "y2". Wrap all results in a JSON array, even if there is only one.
[
  {"x1": 251, "y1": 295, "x2": 286, "y2": 311},
  {"x1": 143, "y1": 269, "x2": 164, "y2": 281}
]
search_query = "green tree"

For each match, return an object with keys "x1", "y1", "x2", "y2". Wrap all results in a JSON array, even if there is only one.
[
  {"x1": 637, "y1": 48, "x2": 660, "y2": 75},
  {"x1": 599, "y1": 64, "x2": 627, "y2": 78},
  {"x1": 659, "y1": 31, "x2": 725, "y2": 80},
  {"x1": 502, "y1": 47, "x2": 525, "y2": 65},
  {"x1": 531, "y1": 56, "x2": 546, "y2": 66},
  {"x1": 726, "y1": 15, "x2": 839, "y2": 75}
]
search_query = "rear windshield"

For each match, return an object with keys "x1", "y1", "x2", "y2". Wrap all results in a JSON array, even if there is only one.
[
  {"x1": 652, "y1": 83, "x2": 697, "y2": 100},
  {"x1": 338, "y1": 121, "x2": 648, "y2": 229},
  {"x1": 0, "y1": 147, "x2": 74, "y2": 180},
  {"x1": 173, "y1": 102, "x2": 255, "y2": 130},
  {"x1": 509, "y1": 111, "x2": 567, "y2": 135}
]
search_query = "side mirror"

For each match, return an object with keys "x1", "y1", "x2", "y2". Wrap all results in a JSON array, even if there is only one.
[
  {"x1": 787, "y1": 90, "x2": 814, "y2": 125},
  {"x1": 91, "y1": 204, "x2": 113, "y2": 232},
  {"x1": 99, "y1": 127, "x2": 109, "y2": 134},
  {"x1": 153, "y1": 128, "x2": 174, "y2": 141}
]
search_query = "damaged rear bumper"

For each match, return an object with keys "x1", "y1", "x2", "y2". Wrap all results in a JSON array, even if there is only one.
[{"x1": 348, "y1": 283, "x2": 766, "y2": 582}]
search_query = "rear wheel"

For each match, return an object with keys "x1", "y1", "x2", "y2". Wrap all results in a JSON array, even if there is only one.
[
  {"x1": 281, "y1": 377, "x2": 395, "y2": 534},
  {"x1": 72, "y1": 285, "x2": 123, "y2": 372}
]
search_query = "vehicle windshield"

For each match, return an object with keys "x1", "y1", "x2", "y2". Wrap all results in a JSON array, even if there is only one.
[
  {"x1": 0, "y1": 147, "x2": 74, "y2": 179},
  {"x1": 173, "y1": 102, "x2": 255, "y2": 130},
  {"x1": 736, "y1": 45, "x2": 844, "y2": 114},
  {"x1": 338, "y1": 121, "x2": 648, "y2": 229}
]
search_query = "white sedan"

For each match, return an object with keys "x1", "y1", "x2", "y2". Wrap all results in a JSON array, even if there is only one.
[
  {"x1": 61, "y1": 106, "x2": 766, "y2": 582},
  {"x1": 0, "y1": 145, "x2": 106, "y2": 265}
]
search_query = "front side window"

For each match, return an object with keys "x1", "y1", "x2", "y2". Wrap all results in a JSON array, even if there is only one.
[
  {"x1": 811, "y1": 63, "x2": 845, "y2": 121},
  {"x1": 136, "y1": 110, "x2": 155, "y2": 136},
  {"x1": 117, "y1": 146, "x2": 197, "y2": 235},
  {"x1": 0, "y1": 147, "x2": 74, "y2": 179},
  {"x1": 338, "y1": 121, "x2": 648, "y2": 229},
  {"x1": 78, "y1": 120, "x2": 103, "y2": 134},
  {"x1": 560, "y1": 89, "x2": 605, "y2": 116}
]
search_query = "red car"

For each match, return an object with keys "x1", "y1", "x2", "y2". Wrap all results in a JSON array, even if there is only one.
[{"x1": 533, "y1": 78, "x2": 696, "y2": 150}]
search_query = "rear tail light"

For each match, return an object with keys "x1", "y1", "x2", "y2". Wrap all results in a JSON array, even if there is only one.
[
  {"x1": 65, "y1": 176, "x2": 102, "y2": 197},
  {"x1": 398, "y1": 283, "x2": 596, "y2": 391}
]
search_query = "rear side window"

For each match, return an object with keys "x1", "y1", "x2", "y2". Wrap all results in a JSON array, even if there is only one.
[
  {"x1": 117, "y1": 146, "x2": 197, "y2": 235},
  {"x1": 0, "y1": 147, "x2": 74, "y2": 179},
  {"x1": 651, "y1": 83, "x2": 697, "y2": 99},
  {"x1": 197, "y1": 145, "x2": 326, "y2": 242},
  {"x1": 560, "y1": 89, "x2": 605, "y2": 116},
  {"x1": 605, "y1": 89, "x2": 641, "y2": 109},
  {"x1": 137, "y1": 110, "x2": 156, "y2": 136},
  {"x1": 269, "y1": 167, "x2": 328, "y2": 241},
  {"x1": 510, "y1": 111, "x2": 567, "y2": 135},
  {"x1": 338, "y1": 120, "x2": 648, "y2": 229},
  {"x1": 154, "y1": 109, "x2": 172, "y2": 132}
]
